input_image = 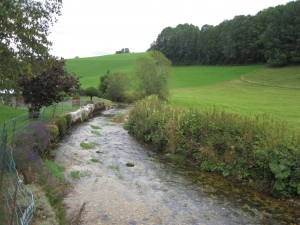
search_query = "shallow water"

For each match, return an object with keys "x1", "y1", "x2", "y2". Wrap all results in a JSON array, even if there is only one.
[{"x1": 55, "y1": 106, "x2": 300, "y2": 225}]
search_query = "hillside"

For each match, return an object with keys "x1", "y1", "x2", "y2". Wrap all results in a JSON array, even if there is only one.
[
  {"x1": 66, "y1": 52, "x2": 147, "y2": 89},
  {"x1": 66, "y1": 53, "x2": 300, "y2": 131}
]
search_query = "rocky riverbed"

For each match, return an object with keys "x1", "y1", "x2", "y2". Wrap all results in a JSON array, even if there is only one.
[{"x1": 55, "y1": 105, "x2": 300, "y2": 225}]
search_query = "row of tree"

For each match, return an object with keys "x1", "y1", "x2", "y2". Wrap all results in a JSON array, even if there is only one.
[
  {"x1": 115, "y1": 48, "x2": 130, "y2": 54},
  {"x1": 148, "y1": 0, "x2": 300, "y2": 66}
]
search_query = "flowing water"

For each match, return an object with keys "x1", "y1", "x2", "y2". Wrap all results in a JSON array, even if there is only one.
[{"x1": 55, "y1": 105, "x2": 300, "y2": 225}]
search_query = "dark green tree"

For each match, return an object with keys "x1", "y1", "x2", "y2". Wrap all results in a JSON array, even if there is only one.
[
  {"x1": 98, "y1": 70, "x2": 110, "y2": 96},
  {"x1": 133, "y1": 51, "x2": 172, "y2": 100},
  {"x1": 151, "y1": 1, "x2": 300, "y2": 66},
  {"x1": 103, "y1": 71, "x2": 130, "y2": 102},
  {"x1": 84, "y1": 87, "x2": 100, "y2": 101}
]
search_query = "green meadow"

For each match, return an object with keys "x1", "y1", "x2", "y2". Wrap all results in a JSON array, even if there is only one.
[
  {"x1": 169, "y1": 65, "x2": 300, "y2": 131},
  {"x1": 0, "y1": 104, "x2": 27, "y2": 126},
  {"x1": 65, "y1": 53, "x2": 300, "y2": 131},
  {"x1": 66, "y1": 52, "x2": 147, "y2": 89},
  {"x1": 2, "y1": 53, "x2": 300, "y2": 132}
]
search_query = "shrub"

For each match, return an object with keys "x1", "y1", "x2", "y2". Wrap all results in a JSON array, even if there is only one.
[
  {"x1": 102, "y1": 71, "x2": 131, "y2": 102},
  {"x1": 12, "y1": 122, "x2": 50, "y2": 163},
  {"x1": 37, "y1": 160, "x2": 69, "y2": 224},
  {"x1": 84, "y1": 86, "x2": 99, "y2": 101},
  {"x1": 126, "y1": 95, "x2": 300, "y2": 198},
  {"x1": 45, "y1": 124, "x2": 59, "y2": 142},
  {"x1": 54, "y1": 117, "x2": 67, "y2": 136},
  {"x1": 63, "y1": 114, "x2": 72, "y2": 127}
]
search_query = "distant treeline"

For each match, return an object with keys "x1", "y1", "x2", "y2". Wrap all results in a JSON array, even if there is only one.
[{"x1": 148, "y1": 0, "x2": 300, "y2": 66}]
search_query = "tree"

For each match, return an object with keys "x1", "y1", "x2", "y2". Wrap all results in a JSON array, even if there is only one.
[
  {"x1": 84, "y1": 87, "x2": 99, "y2": 101},
  {"x1": 133, "y1": 51, "x2": 172, "y2": 100},
  {"x1": 0, "y1": 0, "x2": 62, "y2": 91},
  {"x1": 98, "y1": 70, "x2": 110, "y2": 96},
  {"x1": 103, "y1": 71, "x2": 130, "y2": 102},
  {"x1": 18, "y1": 57, "x2": 80, "y2": 115},
  {"x1": 115, "y1": 48, "x2": 130, "y2": 54}
]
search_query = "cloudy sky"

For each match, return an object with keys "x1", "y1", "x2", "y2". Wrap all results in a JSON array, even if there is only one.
[{"x1": 48, "y1": 0, "x2": 291, "y2": 59}]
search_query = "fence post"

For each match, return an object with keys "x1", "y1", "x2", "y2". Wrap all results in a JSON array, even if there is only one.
[
  {"x1": 10, "y1": 179, "x2": 19, "y2": 225},
  {"x1": 11, "y1": 119, "x2": 17, "y2": 144},
  {"x1": 0, "y1": 123, "x2": 6, "y2": 151},
  {"x1": 0, "y1": 135, "x2": 7, "y2": 188}
]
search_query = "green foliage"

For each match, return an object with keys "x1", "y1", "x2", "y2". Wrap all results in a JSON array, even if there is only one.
[
  {"x1": 80, "y1": 141, "x2": 100, "y2": 149},
  {"x1": 107, "y1": 165, "x2": 120, "y2": 172},
  {"x1": 91, "y1": 130, "x2": 101, "y2": 136},
  {"x1": 12, "y1": 122, "x2": 50, "y2": 165},
  {"x1": 152, "y1": 1, "x2": 300, "y2": 66},
  {"x1": 44, "y1": 160, "x2": 66, "y2": 182},
  {"x1": 133, "y1": 51, "x2": 172, "y2": 100},
  {"x1": 126, "y1": 96, "x2": 300, "y2": 198},
  {"x1": 70, "y1": 171, "x2": 80, "y2": 180},
  {"x1": 63, "y1": 114, "x2": 72, "y2": 128},
  {"x1": 18, "y1": 57, "x2": 81, "y2": 112},
  {"x1": 54, "y1": 117, "x2": 68, "y2": 136},
  {"x1": 102, "y1": 71, "x2": 131, "y2": 102},
  {"x1": 90, "y1": 158, "x2": 101, "y2": 163},
  {"x1": 0, "y1": 0, "x2": 62, "y2": 90},
  {"x1": 91, "y1": 125, "x2": 101, "y2": 129},
  {"x1": 269, "y1": 153, "x2": 291, "y2": 179},
  {"x1": 84, "y1": 86, "x2": 99, "y2": 101},
  {"x1": 70, "y1": 170, "x2": 93, "y2": 180},
  {"x1": 115, "y1": 48, "x2": 130, "y2": 54},
  {"x1": 98, "y1": 71, "x2": 110, "y2": 96},
  {"x1": 37, "y1": 160, "x2": 69, "y2": 224}
]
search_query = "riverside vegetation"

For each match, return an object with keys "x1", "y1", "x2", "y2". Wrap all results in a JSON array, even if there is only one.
[
  {"x1": 2, "y1": 53, "x2": 300, "y2": 223},
  {"x1": 125, "y1": 95, "x2": 300, "y2": 199},
  {"x1": 66, "y1": 52, "x2": 300, "y2": 199},
  {"x1": 3, "y1": 101, "x2": 107, "y2": 224}
]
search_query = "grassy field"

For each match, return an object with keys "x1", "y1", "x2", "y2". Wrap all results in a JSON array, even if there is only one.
[
  {"x1": 169, "y1": 65, "x2": 300, "y2": 131},
  {"x1": 242, "y1": 66, "x2": 300, "y2": 89},
  {"x1": 2, "y1": 53, "x2": 300, "y2": 132},
  {"x1": 66, "y1": 52, "x2": 147, "y2": 89},
  {"x1": 65, "y1": 53, "x2": 300, "y2": 131},
  {"x1": 0, "y1": 104, "x2": 27, "y2": 126}
]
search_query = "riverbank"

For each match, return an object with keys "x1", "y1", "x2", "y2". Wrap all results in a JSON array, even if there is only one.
[
  {"x1": 53, "y1": 105, "x2": 300, "y2": 224},
  {"x1": 125, "y1": 96, "x2": 300, "y2": 199}
]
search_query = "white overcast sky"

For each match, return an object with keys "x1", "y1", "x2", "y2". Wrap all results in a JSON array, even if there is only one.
[{"x1": 48, "y1": 0, "x2": 292, "y2": 59}]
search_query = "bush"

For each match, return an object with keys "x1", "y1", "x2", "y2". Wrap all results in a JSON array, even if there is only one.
[
  {"x1": 45, "y1": 124, "x2": 59, "y2": 142},
  {"x1": 54, "y1": 117, "x2": 68, "y2": 136},
  {"x1": 126, "y1": 95, "x2": 300, "y2": 198},
  {"x1": 63, "y1": 114, "x2": 72, "y2": 127},
  {"x1": 12, "y1": 122, "x2": 50, "y2": 160},
  {"x1": 84, "y1": 86, "x2": 99, "y2": 101},
  {"x1": 102, "y1": 71, "x2": 131, "y2": 102},
  {"x1": 37, "y1": 160, "x2": 69, "y2": 224}
]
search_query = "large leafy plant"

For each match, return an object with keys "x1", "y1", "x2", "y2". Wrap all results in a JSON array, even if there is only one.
[{"x1": 18, "y1": 57, "x2": 81, "y2": 113}]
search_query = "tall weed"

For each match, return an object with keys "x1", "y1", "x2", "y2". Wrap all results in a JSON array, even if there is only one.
[{"x1": 126, "y1": 95, "x2": 300, "y2": 198}]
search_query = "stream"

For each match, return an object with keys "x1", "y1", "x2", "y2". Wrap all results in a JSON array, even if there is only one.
[{"x1": 55, "y1": 105, "x2": 300, "y2": 225}]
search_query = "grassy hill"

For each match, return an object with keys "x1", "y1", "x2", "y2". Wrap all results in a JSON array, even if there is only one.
[
  {"x1": 67, "y1": 53, "x2": 300, "y2": 131},
  {"x1": 66, "y1": 52, "x2": 147, "y2": 89},
  {"x1": 1, "y1": 53, "x2": 299, "y2": 132}
]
